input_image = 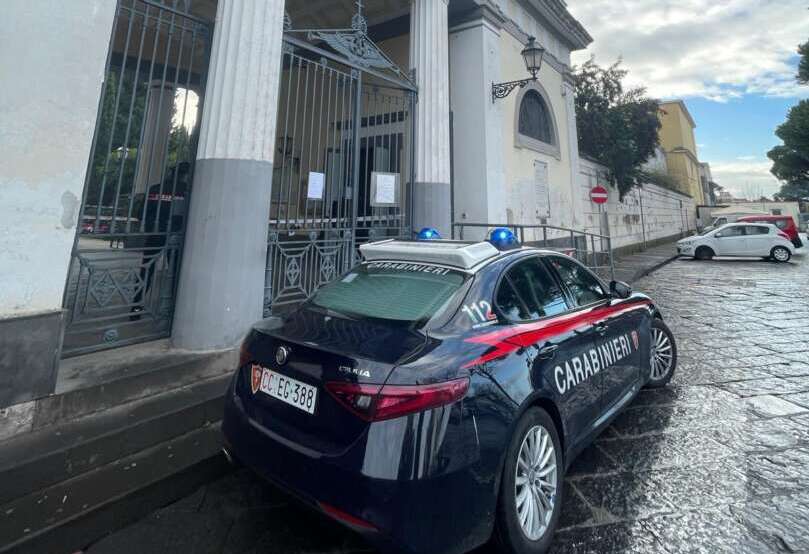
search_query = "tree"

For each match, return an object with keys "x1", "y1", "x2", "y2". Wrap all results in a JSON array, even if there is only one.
[
  {"x1": 773, "y1": 180, "x2": 809, "y2": 201},
  {"x1": 769, "y1": 100, "x2": 809, "y2": 190},
  {"x1": 770, "y1": 42, "x2": 809, "y2": 200},
  {"x1": 799, "y1": 41, "x2": 809, "y2": 85},
  {"x1": 87, "y1": 70, "x2": 147, "y2": 208},
  {"x1": 574, "y1": 59, "x2": 661, "y2": 199}
]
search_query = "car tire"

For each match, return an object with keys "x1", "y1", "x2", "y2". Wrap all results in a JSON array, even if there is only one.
[
  {"x1": 694, "y1": 246, "x2": 714, "y2": 261},
  {"x1": 645, "y1": 319, "x2": 677, "y2": 388},
  {"x1": 493, "y1": 408, "x2": 563, "y2": 554},
  {"x1": 771, "y1": 246, "x2": 791, "y2": 263}
]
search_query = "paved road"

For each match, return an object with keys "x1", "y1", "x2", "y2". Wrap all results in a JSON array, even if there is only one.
[{"x1": 87, "y1": 253, "x2": 809, "y2": 554}]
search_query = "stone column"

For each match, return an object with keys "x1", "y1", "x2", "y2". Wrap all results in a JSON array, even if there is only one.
[
  {"x1": 410, "y1": 0, "x2": 452, "y2": 237},
  {"x1": 448, "y1": 8, "x2": 506, "y2": 240},
  {"x1": 172, "y1": 0, "x2": 285, "y2": 351},
  {"x1": 133, "y1": 81, "x2": 176, "y2": 195},
  {"x1": 563, "y1": 77, "x2": 584, "y2": 229}
]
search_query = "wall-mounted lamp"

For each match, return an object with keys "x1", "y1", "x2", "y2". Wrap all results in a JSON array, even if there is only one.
[{"x1": 491, "y1": 36, "x2": 546, "y2": 102}]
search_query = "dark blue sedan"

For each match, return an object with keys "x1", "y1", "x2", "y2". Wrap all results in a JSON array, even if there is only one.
[{"x1": 222, "y1": 230, "x2": 677, "y2": 554}]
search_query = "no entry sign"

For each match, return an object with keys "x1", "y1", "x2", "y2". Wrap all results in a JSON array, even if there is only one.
[{"x1": 590, "y1": 185, "x2": 609, "y2": 205}]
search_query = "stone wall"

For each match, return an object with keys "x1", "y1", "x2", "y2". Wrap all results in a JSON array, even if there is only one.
[
  {"x1": 0, "y1": 0, "x2": 116, "y2": 406},
  {"x1": 0, "y1": 0, "x2": 115, "y2": 318},
  {"x1": 579, "y1": 158, "x2": 697, "y2": 250}
]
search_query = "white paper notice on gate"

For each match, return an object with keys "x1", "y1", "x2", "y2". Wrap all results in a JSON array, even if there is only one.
[
  {"x1": 371, "y1": 172, "x2": 398, "y2": 206},
  {"x1": 307, "y1": 172, "x2": 325, "y2": 200}
]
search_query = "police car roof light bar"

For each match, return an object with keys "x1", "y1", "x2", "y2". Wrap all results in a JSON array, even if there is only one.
[
  {"x1": 417, "y1": 227, "x2": 441, "y2": 240},
  {"x1": 359, "y1": 240, "x2": 501, "y2": 270},
  {"x1": 488, "y1": 227, "x2": 520, "y2": 251}
]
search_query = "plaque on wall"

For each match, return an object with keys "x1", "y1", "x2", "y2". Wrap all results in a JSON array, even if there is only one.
[{"x1": 534, "y1": 160, "x2": 550, "y2": 218}]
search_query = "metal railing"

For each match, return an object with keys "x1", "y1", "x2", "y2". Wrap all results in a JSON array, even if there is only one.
[
  {"x1": 453, "y1": 222, "x2": 615, "y2": 281},
  {"x1": 263, "y1": 37, "x2": 417, "y2": 316},
  {"x1": 62, "y1": 0, "x2": 212, "y2": 356}
]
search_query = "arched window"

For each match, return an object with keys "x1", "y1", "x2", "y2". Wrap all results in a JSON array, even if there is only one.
[{"x1": 518, "y1": 90, "x2": 553, "y2": 144}]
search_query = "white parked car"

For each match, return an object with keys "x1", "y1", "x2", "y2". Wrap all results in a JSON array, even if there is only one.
[{"x1": 677, "y1": 223, "x2": 795, "y2": 262}]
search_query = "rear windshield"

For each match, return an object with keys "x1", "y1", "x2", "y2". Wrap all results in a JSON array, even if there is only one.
[{"x1": 308, "y1": 262, "x2": 467, "y2": 325}]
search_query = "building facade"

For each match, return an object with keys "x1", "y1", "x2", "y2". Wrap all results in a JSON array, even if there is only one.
[
  {"x1": 1, "y1": 0, "x2": 595, "y2": 409},
  {"x1": 699, "y1": 162, "x2": 719, "y2": 206},
  {"x1": 658, "y1": 100, "x2": 708, "y2": 203}
]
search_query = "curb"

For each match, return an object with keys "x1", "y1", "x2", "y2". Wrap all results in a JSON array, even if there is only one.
[{"x1": 628, "y1": 254, "x2": 680, "y2": 284}]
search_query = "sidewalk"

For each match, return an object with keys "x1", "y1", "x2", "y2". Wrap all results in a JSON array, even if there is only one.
[{"x1": 610, "y1": 241, "x2": 680, "y2": 284}]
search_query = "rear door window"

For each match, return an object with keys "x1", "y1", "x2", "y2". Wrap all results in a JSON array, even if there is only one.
[
  {"x1": 547, "y1": 256, "x2": 608, "y2": 307},
  {"x1": 309, "y1": 262, "x2": 467, "y2": 325},
  {"x1": 745, "y1": 225, "x2": 770, "y2": 235},
  {"x1": 495, "y1": 258, "x2": 569, "y2": 322}
]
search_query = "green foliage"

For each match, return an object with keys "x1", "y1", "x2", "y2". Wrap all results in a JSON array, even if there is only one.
[
  {"x1": 799, "y1": 41, "x2": 809, "y2": 85},
  {"x1": 769, "y1": 100, "x2": 809, "y2": 193},
  {"x1": 574, "y1": 59, "x2": 661, "y2": 199},
  {"x1": 86, "y1": 69, "x2": 192, "y2": 215},
  {"x1": 773, "y1": 180, "x2": 809, "y2": 201},
  {"x1": 771, "y1": 43, "x2": 809, "y2": 200},
  {"x1": 639, "y1": 170, "x2": 680, "y2": 192},
  {"x1": 87, "y1": 71, "x2": 147, "y2": 208}
]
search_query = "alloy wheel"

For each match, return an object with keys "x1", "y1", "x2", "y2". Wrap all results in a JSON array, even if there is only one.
[
  {"x1": 773, "y1": 247, "x2": 790, "y2": 262},
  {"x1": 514, "y1": 425, "x2": 557, "y2": 541},
  {"x1": 651, "y1": 327, "x2": 674, "y2": 380}
]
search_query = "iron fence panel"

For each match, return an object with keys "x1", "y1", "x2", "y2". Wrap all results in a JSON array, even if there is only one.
[
  {"x1": 62, "y1": 0, "x2": 210, "y2": 356},
  {"x1": 453, "y1": 222, "x2": 615, "y2": 281},
  {"x1": 264, "y1": 39, "x2": 416, "y2": 315}
]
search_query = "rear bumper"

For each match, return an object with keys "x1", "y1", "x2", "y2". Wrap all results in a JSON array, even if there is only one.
[{"x1": 222, "y1": 380, "x2": 492, "y2": 554}]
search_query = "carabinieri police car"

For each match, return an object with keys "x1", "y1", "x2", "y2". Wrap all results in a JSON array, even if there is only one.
[{"x1": 222, "y1": 228, "x2": 678, "y2": 554}]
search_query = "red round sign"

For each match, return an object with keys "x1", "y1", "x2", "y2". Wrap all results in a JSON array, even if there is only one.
[{"x1": 590, "y1": 185, "x2": 609, "y2": 204}]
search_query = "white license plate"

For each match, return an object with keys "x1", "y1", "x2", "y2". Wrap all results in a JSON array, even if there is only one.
[{"x1": 252, "y1": 365, "x2": 318, "y2": 414}]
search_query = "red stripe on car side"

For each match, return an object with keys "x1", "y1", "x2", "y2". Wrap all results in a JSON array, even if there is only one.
[{"x1": 461, "y1": 299, "x2": 651, "y2": 369}]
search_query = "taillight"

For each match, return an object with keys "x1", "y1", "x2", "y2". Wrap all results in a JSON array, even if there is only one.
[
  {"x1": 325, "y1": 378, "x2": 469, "y2": 422},
  {"x1": 319, "y1": 502, "x2": 378, "y2": 531},
  {"x1": 238, "y1": 339, "x2": 253, "y2": 368}
]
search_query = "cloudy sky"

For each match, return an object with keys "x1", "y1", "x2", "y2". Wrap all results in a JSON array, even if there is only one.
[{"x1": 567, "y1": 0, "x2": 809, "y2": 199}]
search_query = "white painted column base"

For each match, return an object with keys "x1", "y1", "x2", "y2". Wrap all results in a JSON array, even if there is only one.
[{"x1": 172, "y1": 0, "x2": 285, "y2": 350}]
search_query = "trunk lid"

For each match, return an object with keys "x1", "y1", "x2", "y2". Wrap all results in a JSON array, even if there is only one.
[{"x1": 236, "y1": 308, "x2": 427, "y2": 454}]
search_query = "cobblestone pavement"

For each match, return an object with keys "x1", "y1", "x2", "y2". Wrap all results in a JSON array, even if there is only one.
[{"x1": 87, "y1": 254, "x2": 809, "y2": 554}]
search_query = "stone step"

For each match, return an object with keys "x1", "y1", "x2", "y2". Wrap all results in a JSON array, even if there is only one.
[
  {"x1": 0, "y1": 373, "x2": 231, "y2": 506},
  {"x1": 0, "y1": 347, "x2": 237, "y2": 442},
  {"x1": 0, "y1": 423, "x2": 228, "y2": 554}
]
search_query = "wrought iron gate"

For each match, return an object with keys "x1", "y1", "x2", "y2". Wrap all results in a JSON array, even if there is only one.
[
  {"x1": 264, "y1": 26, "x2": 417, "y2": 314},
  {"x1": 62, "y1": 0, "x2": 211, "y2": 356}
]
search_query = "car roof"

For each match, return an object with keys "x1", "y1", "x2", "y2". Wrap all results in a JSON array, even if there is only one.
[
  {"x1": 717, "y1": 222, "x2": 776, "y2": 229},
  {"x1": 738, "y1": 215, "x2": 790, "y2": 221},
  {"x1": 359, "y1": 240, "x2": 563, "y2": 273}
]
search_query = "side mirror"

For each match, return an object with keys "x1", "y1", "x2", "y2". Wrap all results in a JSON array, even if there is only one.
[{"x1": 610, "y1": 280, "x2": 632, "y2": 299}]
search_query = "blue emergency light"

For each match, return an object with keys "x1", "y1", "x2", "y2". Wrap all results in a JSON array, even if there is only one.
[
  {"x1": 489, "y1": 227, "x2": 520, "y2": 250},
  {"x1": 417, "y1": 227, "x2": 441, "y2": 240}
]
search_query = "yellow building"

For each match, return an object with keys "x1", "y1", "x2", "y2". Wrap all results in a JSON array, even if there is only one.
[{"x1": 658, "y1": 100, "x2": 706, "y2": 202}]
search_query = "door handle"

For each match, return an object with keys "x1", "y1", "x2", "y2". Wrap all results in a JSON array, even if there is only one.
[{"x1": 537, "y1": 344, "x2": 559, "y2": 359}]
